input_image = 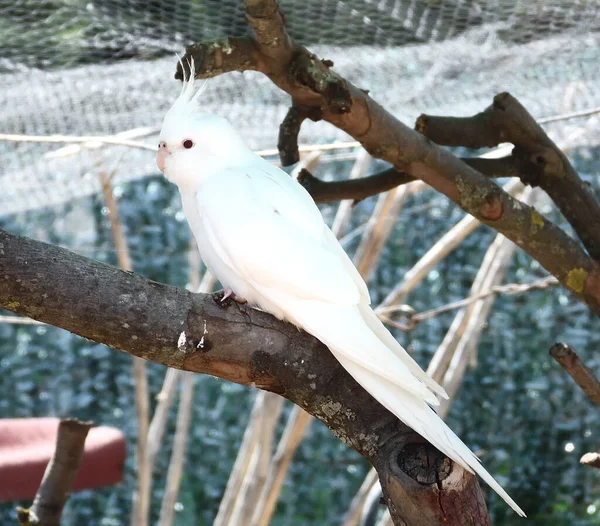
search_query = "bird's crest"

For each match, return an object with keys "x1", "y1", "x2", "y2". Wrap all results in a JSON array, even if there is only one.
[{"x1": 172, "y1": 56, "x2": 208, "y2": 113}]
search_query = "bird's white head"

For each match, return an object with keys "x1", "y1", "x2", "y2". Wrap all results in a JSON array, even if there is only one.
[{"x1": 157, "y1": 58, "x2": 254, "y2": 190}]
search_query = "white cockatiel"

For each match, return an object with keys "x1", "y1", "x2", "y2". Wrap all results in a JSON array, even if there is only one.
[{"x1": 156, "y1": 61, "x2": 525, "y2": 517}]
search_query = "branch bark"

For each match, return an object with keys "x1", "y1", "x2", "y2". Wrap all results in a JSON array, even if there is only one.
[
  {"x1": 297, "y1": 167, "x2": 414, "y2": 204},
  {"x1": 179, "y1": 0, "x2": 600, "y2": 316},
  {"x1": 580, "y1": 452, "x2": 600, "y2": 470},
  {"x1": 0, "y1": 230, "x2": 490, "y2": 526},
  {"x1": 278, "y1": 105, "x2": 322, "y2": 166},
  {"x1": 17, "y1": 419, "x2": 91, "y2": 526},
  {"x1": 549, "y1": 343, "x2": 600, "y2": 406},
  {"x1": 296, "y1": 156, "x2": 521, "y2": 204}
]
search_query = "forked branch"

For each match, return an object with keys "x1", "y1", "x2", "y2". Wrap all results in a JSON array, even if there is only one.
[
  {"x1": 418, "y1": 93, "x2": 600, "y2": 260},
  {"x1": 179, "y1": 0, "x2": 600, "y2": 315}
]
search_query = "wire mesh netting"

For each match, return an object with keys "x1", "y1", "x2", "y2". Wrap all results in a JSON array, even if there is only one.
[{"x1": 1, "y1": 0, "x2": 600, "y2": 215}]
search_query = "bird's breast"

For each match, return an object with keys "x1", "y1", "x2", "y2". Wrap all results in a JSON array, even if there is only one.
[{"x1": 181, "y1": 193, "x2": 257, "y2": 301}]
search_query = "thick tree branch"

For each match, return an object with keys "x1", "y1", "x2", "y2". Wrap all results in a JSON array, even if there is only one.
[
  {"x1": 179, "y1": 1, "x2": 600, "y2": 316},
  {"x1": 17, "y1": 419, "x2": 91, "y2": 526},
  {"x1": 549, "y1": 343, "x2": 600, "y2": 406},
  {"x1": 0, "y1": 229, "x2": 490, "y2": 526},
  {"x1": 418, "y1": 94, "x2": 600, "y2": 260}
]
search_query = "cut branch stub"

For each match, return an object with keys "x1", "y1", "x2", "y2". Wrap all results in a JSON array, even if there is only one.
[
  {"x1": 176, "y1": 37, "x2": 262, "y2": 80},
  {"x1": 376, "y1": 435, "x2": 491, "y2": 526},
  {"x1": 581, "y1": 452, "x2": 600, "y2": 470},
  {"x1": 549, "y1": 342, "x2": 600, "y2": 406},
  {"x1": 396, "y1": 444, "x2": 452, "y2": 485},
  {"x1": 415, "y1": 110, "x2": 503, "y2": 149}
]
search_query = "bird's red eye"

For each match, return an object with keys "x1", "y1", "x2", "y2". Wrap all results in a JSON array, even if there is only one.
[{"x1": 183, "y1": 139, "x2": 194, "y2": 149}]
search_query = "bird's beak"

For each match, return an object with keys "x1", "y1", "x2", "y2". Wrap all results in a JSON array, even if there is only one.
[{"x1": 156, "y1": 142, "x2": 171, "y2": 173}]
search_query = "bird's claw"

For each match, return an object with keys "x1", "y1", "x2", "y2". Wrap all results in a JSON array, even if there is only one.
[{"x1": 214, "y1": 288, "x2": 247, "y2": 308}]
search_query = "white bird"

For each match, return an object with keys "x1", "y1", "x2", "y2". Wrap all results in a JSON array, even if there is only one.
[{"x1": 156, "y1": 60, "x2": 525, "y2": 518}]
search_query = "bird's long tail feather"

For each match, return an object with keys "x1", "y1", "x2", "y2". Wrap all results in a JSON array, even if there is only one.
[{"x1": 288, "y1": 300, "x2": 526, "y2": 517}]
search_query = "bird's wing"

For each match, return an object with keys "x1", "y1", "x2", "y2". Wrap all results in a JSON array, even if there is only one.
[
  {"x1": 196, "y1": 166, "x2": 360, "y2": 305},
  {"x1": 197, "y1": 165, "x2": 442, "y2": 404}
]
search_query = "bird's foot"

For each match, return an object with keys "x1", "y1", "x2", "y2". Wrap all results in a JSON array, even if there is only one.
[{"x1": 214, "y1": 288, "x2": 247, "y2": 307}]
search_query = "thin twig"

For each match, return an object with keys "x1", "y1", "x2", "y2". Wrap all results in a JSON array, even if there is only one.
[
  {"x1": 550, "y1": 343, "x2": 600, "y2": 406},
  {"x1": 414, "y1": 276, "x2": 558, "y2": 323},
  {"x1": 538, "y1": 106, "x2": 600, "y2": 124},
  {"x1": 379, "y1": 276, "x2": 558, "y2": 329},
  {"x1": 147, "y1": 368, "x2": 181, "y2": 470},
  {"x1": 0, "y1": 133, "x2": 157, "y2": 151},
  {"x1": 341, "y1": 468, "x2": 379, "y2": 526},
  {"x1": 330, "y1": 150, "x2": 372, "y2": 237},
  {"x1": 353, "y1": 184, "x2": 413, "y2": 283},
  {"x1": 377, "y1": 178, "x2": 523, "y2": 311},
  {"x1": 17, "y1": 419, "x2": 91, "y2": 526},
  {"x1": 158, "y1": 254, "x2": 214, "y2": 526},
  {"x1": 251, "y1": 407, "x2": 313, "y2": 526},
  {"x1": 158, "y1": 372, "x2": 196, "y2": 525},
  {"x1": 0, "y1": 315, "x2": 45, "y2": 325},
  {"x1": 44, "y1": 126, "x2": 160, "y2": 160}
]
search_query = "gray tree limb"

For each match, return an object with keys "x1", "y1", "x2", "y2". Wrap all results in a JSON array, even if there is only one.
[{"x1": 0, "y1": 229, "x2": 490, "y2": 526}]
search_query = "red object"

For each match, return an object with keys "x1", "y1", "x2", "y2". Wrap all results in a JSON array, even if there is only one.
[{"x1": 0, "y1": 418, "x2": 125, "y2": 501}]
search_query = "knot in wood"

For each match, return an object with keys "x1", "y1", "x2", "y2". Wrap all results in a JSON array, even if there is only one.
[
  {"x1": 397, "y1": 443, "x2": 452, "y2": 485},
  {"x1": 480, "y1": 193, "x2": 504, "y2": 221}
]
